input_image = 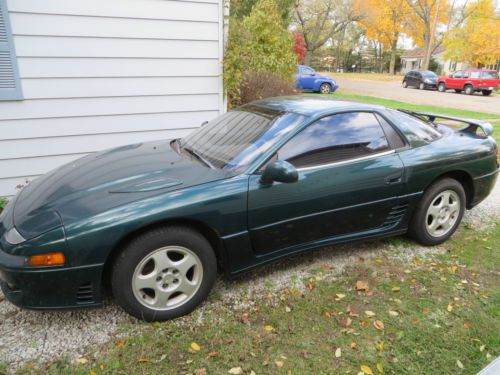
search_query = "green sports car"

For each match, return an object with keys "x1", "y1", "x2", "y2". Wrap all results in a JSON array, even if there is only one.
[{"x1": 0, "y1": 96, "x2": 498, "y2": 321}]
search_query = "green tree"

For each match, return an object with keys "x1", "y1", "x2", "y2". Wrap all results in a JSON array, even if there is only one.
[
  {"x1": 224, "y1": 0, "x2": 297, "y2": 107},
  {"x1": 230, "y1": 0, "x2": 296, "y2": 24}
]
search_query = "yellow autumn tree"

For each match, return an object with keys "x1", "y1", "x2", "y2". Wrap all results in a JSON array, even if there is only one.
[
  {"x1": 444, "y1": 0, "x2": 500, "y2": 66},
  {"x1": 357, "y1": 0, "x2": 411, "y2": 74}
]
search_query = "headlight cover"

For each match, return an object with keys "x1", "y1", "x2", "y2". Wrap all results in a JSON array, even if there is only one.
[{"x1": 4, "y1": 227, "x2": 26, "y2": 245}]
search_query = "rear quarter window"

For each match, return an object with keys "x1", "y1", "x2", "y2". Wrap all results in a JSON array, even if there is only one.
[{"x1": 387, "y1": 109, "x2": 442, "y2": 142}]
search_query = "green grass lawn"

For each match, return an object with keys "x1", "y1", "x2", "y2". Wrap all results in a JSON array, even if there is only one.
[{"x1": 19, "y1": 223, "x2": 499, "y2": 375}]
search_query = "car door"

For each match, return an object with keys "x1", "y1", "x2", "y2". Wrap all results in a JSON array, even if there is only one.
[
  {"x1": 298, "y1": 66, "x2": 317, "y2": 90},
  {"x1": 449, "y1": 70, "x2": 463, "y2": 89},
  {"x1": 247, "y1": 111, "x2": 405, "y2": 256}
]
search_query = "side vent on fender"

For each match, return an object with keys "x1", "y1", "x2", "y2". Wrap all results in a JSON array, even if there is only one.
[
  {"x1": 383, "y1": 203, "x2": 408, "y2": 228},
  {"x1": 76, "y1": 283, "x2": 94, "y2": 304}
]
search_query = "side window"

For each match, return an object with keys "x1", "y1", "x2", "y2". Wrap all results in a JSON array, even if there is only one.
[
  {"x1": 301, "y1": 67, "x2": 314, "y2": 76},
  {"x1": 463, "y1": 71, "x2": 469, "y2": 78},
  {"x1": 452, "y1": 71, "x2": 463, "y2": 78},
  {"x1": 278, "y1": 112, "x2": 390, "y2": 168},
  {"x1": 470, "y1": 71, "x2": 480, "y2": 79},
  {"x1": 0, "y1": 0, "x2": 23, "y2": 101}
]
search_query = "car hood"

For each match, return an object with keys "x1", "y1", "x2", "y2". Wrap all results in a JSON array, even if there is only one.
[
  {"x1": 316, "y1": 74, "x2": 335, "y2": 82},
  {"x1": 13, "y1": 140, "x2": 234, "y2": 240}
]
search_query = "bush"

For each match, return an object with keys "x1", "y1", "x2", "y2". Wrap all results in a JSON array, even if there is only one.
[
  {"x1": 224, "y1": 0, "x2": 297, "y2": 108},
  {"x1": 239, "y1": 71, "x2": 297, "y2": 105}
]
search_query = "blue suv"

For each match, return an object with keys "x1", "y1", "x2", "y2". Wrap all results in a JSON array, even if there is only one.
[{"x1": 296, "y1": 65, "x2": 338, "y2": 94}]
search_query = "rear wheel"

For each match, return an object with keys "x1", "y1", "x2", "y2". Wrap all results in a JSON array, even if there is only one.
[
  {"x1": 438, "y1": 82, "x2": 446, "y2": 92},
  {"x1": 419, "y1": 82, "x2": 425, "y2": 90},
  {"x1": 482, "y1": 90, "x2": 492, "y2": 96},
  {"x1": 319, "y1": 83, "x2": 331, "y2": 94},
  {"x1": 403, "y1": 80, "x2": 408, "y2": 88},
  {"x1": 112, "y1": 226, "x2": 217, "y2": 321},
  {"x1": 408, "y1": 178, "x2": 465, "y2": 246},
  {"x1": 464, "y1": 84, "x2": 474, "y2": 95}
]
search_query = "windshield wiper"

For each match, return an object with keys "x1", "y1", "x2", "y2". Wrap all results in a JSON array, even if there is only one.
[{"x1": 183, "y1": 146, "x2": 214, "y2": 169}]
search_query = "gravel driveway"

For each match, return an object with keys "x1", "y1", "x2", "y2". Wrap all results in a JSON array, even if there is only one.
[
  {"x1": 335, "y1": 76, "x2": 500, "y2": 115},
  {"x1": 1, "y1": 181, "x2": 499, "y2": 371}
]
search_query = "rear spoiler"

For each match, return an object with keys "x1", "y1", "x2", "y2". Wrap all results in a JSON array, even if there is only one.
[{"x1": 397, "y1": 110, "x2": 494, "y2": 137}]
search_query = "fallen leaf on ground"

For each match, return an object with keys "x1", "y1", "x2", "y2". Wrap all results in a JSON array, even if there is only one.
[
  {"x1": 456, "y1": 360, "x2": 464, "y2": 369},
  {"x1": 391, "y1": 287, "x2": 400, "y2": 292},
  {"x1": 356, "y1": 280, "x2": 369, "y2": 291},
  {"x1": 191, "y1": 342, "x2": 201, "y2": 351},
  {"x1": 90, "y1": 370, "x2": 97, "y2": 375},
  {"x1": 480, "y1": 345, "x2": 486, "y2": 352},
  {"x1": 238, "y1": 313, "x2": 249, "y2": 324},
  {"x1": 228, "y1": 367, "x2": 243, "y2": 374},
  {"x1": 285, "y1": 306, "x2": 291, "y2": 313},
  {"x1": 378, "y1": 341, "x2": 384, "y2": 351},
  {"x1": 447, "y1": 302, "x2": 453, "y2": 312},
  {"x1": 264, "y1": 325, "x2": 274, "y2": 331},
  {"x1": 338, "y1": 317, "x2": 352, "y2": 327},
  {"x1": 115, "y1": 339, "x2": 126, "y2": 348},
  {"x1": 351, "y1": 342, "x2": 357, "y2": 349},
  {"x1": 373, "y1": 320, "x2": 384, "y2": 330},
  {"x1": 307, "y1": 282, "x2": 314, "y2": 290},
  {"x1": 463, "y1": 321, "x2": 471, "y2": 329},
  {"x1": 361, "y1": 364, "x2": 374, "y2": 375},
  {"x1": 335, "y1": 293, "x2": 346, "y2": 300},
  {"x1": 315, "y1": 275, "x2": 322, "y2": 281},
  {"x1": 365, "y1": 310, "x2": 376, "y2": 317},
  {"x1": 195, "y1": 368, "x2": 207, "y2": 375},
  {"x1": 335, "y1": 347, "x2": 341, "y2": 358},
  {"x1": 375, "y1": 258, "x2": 384, "y2": 265},
  {"x1": 376, "y1": 362, "x2": 384, "y2": 373},
  {"x1": 389, "y1": 310, "x2": 399, "y2": 317},
  {"x1": 75, "y1": 357, "x2": 88, "y2": 364},
  {"x1": 275, "y1": 360, "x2": 284, "y2": 368},
  {"x1": 138, "y1": 358, "x2": 149, "y2": 363}
]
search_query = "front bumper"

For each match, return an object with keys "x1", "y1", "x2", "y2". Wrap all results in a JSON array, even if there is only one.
[{"x1": 0, "y1": 247, "x2": 104, "y2": 310}]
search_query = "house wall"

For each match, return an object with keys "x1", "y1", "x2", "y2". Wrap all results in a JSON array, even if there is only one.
[{"x1": 0, "y1": 0, "x2": 224, "y2": 196}]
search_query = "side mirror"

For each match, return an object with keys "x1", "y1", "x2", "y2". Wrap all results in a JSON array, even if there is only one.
[{"x1": 260, "y1": 160, "x2": 298, "y2": 185}]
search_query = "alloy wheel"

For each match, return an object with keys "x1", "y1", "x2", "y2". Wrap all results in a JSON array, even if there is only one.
[
  {"x1": 132, "y1": 246, "x2": 203, "y2": 311},
  {"x1": 425, "y1": 190, "x2": 460, "y2": 238}
]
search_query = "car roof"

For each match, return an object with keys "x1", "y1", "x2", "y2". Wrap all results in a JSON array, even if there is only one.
[{"x1": 249, "y1": 96, "x2": 383, "y2": 116}]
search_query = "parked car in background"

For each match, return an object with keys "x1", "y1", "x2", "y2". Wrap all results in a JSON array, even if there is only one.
[
  {"x1": 438, "y1": 69, "x2": 500, "y2": 96},
  {"x1": 296, "y1": 65, "x2": 338, "y2": 94},
  {"x1": 402, "y1": 70, "x2": 438, "y2": 90},
  {"x1": 0, "y1": 97, "x2": 497, "y2": 322}
]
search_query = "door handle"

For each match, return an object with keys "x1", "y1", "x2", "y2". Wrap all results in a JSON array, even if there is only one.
[{"x1": 385, "y1": 173, "x2": 402, "y2": 185}]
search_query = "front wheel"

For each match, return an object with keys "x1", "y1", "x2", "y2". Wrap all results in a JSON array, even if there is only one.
[
  {"x1": 419, "y1": 82, "x2": 425, "y2": 90},
  {"x1": 319, "y1": 83, "x2": 332, "y2": 94},
  {"x1": 408, "y1": 178, "x2": 465, "y2": 246},
  {"x1": 482, "y1": 90, "x2": 492, "y2": 96},
  {"x1": 403, "y1": 80, "x2": 408, "y2": 88},
  {"x1": 111, "y1": 226, "x2": 217, "y2": 321},
  {"x1": 464, "y1": 84, "x2": 474, "y2": 95},
  {"x1": 438, "y1": 82, "x2": 446, "y2": 92}
]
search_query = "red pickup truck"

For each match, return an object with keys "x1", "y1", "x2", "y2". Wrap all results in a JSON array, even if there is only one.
[{"x1": 437, "y1": 69, "x2": 499, "y2": 96}]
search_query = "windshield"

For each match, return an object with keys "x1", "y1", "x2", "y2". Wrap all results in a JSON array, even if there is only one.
[
  {"x1": 481, "y1": 71, "x2": 499, "y2": 79},
  {"x1": 390, "y1": 109, "x2": 442, "y2": 142},
  {"x1": 177, "y1": 106, "x2": 306, "y2": 173},
  {"x1": 422, "y1": 71, "x2": 437, "y2": 77}
]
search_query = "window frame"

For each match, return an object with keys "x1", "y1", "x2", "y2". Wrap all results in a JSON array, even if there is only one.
[
  {"x1": 256, "y1": 110, "x2": 404, "y2": 173},
  {"x1": 0, "y1": 0, "x2": 23, "y2": 101}
]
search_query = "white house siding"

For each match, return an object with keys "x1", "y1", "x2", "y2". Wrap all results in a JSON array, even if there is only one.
[{"x1": 0, "y1": 0, "x2": 224, "y2": 196}]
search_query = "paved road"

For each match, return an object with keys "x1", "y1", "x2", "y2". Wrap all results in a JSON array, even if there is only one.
[{"x1": 335, "y1": 77, "x2": 500, "y2": 115}]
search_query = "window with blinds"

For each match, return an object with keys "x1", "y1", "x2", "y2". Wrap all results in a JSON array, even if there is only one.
[{"x1": 0, "y1": 0, "x2": 22, "y2": 101}]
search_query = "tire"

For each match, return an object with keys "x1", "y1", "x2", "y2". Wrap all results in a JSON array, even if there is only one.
[
  {"x1": 403, "y1": 80, "x2": 408, "y2": 88},
  {"x1": 319, "y1": 83, "x2": 331, "y2": 94},
  {"x1": 111, "y1": 226, "x2": 217, "y2": 321},
  {"x1": 438, "y1": 82, "x2": 446, "y2": 92},
  {"x1": 454, "y1": 89, "x2": 461, "y2": 93},
  {"x1": 408, "y1": 178, "x2": 465, "y2": 246},
  {"x1": 464, "y1": 84, "x2": 474, "y2": 95},
  {"x1": 482, "y1": 90, "x2": 492, "y2": 96},
  {"x1": 419, "y1": 82, "x2": 425, "y2": 90}
]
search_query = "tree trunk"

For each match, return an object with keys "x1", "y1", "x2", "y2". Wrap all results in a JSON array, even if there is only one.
[
  {"x1": 422, "y1": 27, "x2": 431, "y2": 70},
  {"x1": 389, "y1": 38, "x2": 397, "y2": 75},
  {"x1": 303, "y1": 50, "x2": 313, "y2": 66}
]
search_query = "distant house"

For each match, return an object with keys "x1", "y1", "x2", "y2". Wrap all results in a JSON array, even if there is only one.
[
  {"x1": 400, "y1": 46, "x2": 445, "y2": 74},
  {"x1": 0, "y1": 0, "x2": 225, "y2": 196}
]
